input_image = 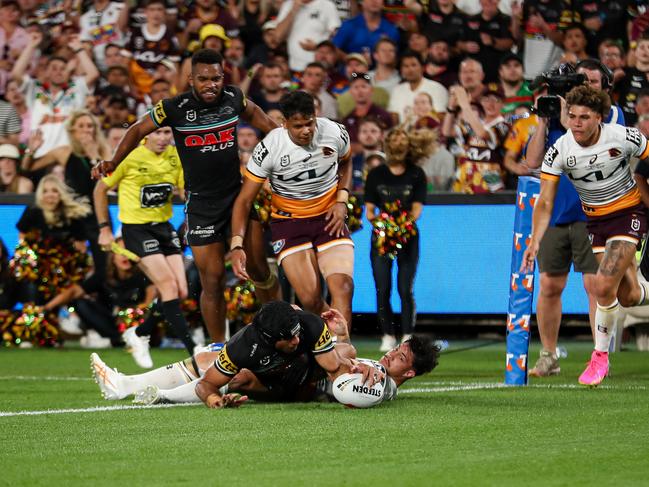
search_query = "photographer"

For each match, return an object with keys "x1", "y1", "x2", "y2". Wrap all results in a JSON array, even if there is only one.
[{"x1": 525, "y1": 62, "x2": 624, "y2": 377}]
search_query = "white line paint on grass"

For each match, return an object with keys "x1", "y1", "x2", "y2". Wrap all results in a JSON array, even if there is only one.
[
  {"x1": 0, "y1": 376, "x2": 91, "y2": 381},
  {"x1": 400, "y1": 383, "x2": 647, "y2": 393},
  {"x1": 0, "y1": 402, "x2": 201, "y2": 418}
]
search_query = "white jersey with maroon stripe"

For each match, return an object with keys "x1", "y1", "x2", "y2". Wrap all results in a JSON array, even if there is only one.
[
  {"x1": 541, "y1": 124, "x2": 649, "y2": 217},
  {"x1": 246, "y1": 117, "x2": 351, "y2": 218}
]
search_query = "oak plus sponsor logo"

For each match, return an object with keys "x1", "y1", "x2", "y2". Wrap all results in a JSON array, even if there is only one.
[{"x1": 183, "y1": 128, "x2": 235, "y2": 153}]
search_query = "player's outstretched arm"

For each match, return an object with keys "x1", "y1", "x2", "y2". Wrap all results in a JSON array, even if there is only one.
[
  {"x1": 242, "y1": 98, "x2": 279, "y2": 135},
  {"x1": 231, "y1": 177, "x2": 264, "y2": 280},
  {"x1": 91, "y1": 116, "x2": 157, "y2": 179},
  {"x1": 315, "y1": 349, "x2": 383, "y2": 386},
  {"x1": 521, "y1": 177, "x2": 559, "y2": 274}
]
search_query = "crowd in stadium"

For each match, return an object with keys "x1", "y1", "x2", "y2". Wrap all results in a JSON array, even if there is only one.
[{"x1": 1, "y1": 0, "x2": 649, "y2": 364}]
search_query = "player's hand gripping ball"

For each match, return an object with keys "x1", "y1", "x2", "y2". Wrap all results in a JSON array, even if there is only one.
[{"x1": 332, "y1": 373, "x2": 385, "y2": 408}]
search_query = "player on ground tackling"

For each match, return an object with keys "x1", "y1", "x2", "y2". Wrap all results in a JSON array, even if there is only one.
[{"x1": 522, "y1": 85, "x2": 649, "y2": 386}]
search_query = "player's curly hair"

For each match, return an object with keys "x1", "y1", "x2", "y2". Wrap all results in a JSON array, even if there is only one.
[
  {"x1": 565, "y1": 85, "x2": 611, "y2": 119},
  {"x1": 192, "y1": 48, "x2": 224, "y2": 67},
  {"x1": 405, "y1": 335, "x2": 440, "y2": 376},
  {"x1": 279, "y1": 90, "x2": 315, "y2": 119}
]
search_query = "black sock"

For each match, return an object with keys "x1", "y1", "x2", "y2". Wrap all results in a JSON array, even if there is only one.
[
  {"x1": 161, "y1": 298, "x2": 196, "y2": 355},
  {"x1": 136, "y1": 302, "x2": 162, "y2": 337}
]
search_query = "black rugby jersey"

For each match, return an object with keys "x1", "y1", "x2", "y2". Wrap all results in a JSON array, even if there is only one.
[
  {"x1": 150, "y1": 86, "x2": 247, "y2": 198},
  {"x1": 215, "y1": 311, "x2": 335, "y2": 388}
]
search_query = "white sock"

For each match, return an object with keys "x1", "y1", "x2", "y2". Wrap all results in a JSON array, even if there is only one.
[
  {"x1": 120, "y1": 361, "x2": 198, "y2": 397},
  {"x1": 594, "y1": 300, "x2": 619, "y2": 352},
  {"x1": 158, "y1": 378, "x2": 202, "y2": 403},
  {"x1": 636, "y1": 282, "x2": 649, "y2": 306}
]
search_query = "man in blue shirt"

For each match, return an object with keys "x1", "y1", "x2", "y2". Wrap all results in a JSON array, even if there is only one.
[
  {"x1": 332, "y1": 0, "x2": 399, "y2": 57},
  {"x1": 525, "y1": 60, "x2": 624, "y2": 377}
]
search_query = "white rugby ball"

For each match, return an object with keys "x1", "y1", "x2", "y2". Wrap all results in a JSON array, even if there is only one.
[{"x1": 332, "y1": 373, "x2": 385, "y2": 408}]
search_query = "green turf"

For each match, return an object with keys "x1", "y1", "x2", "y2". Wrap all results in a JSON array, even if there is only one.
[{"x1": 1, "y1": 341, "x2": 649, "y2": 486}]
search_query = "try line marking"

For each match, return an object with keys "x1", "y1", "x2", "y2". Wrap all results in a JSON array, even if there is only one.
[{"x1": 0, "y1": 402, "x2": 201, "y2": 418}]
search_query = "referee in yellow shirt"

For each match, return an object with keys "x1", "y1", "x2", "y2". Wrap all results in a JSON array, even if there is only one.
[{"x1": 94, "y1": 127, "x2": 196, "y2": 368}]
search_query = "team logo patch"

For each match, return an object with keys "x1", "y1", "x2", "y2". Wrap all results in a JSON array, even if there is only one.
[
  {"x1": 567, "y1": 156, "x2": 576, "y2": 167},
  {"x1": 186, "y1": 110, "x2": 197, "y2": 122},
  {"x1": 588, "y1": 154, "x2": 598, "y2": 165},
  {"x1": 272, "y1": 239, "x2": 285, "y2": 254},
  {"x1": 253, "y1": 142, "x2": 269, "y2": 166},
  {"x1": 280, "y1": 155, "x2": 290, "y2": 167},
  {"x1": 631, "y1": 217, "x2": 641, "y2": 232},
  {"x1": 143, "y1": 239, "x2": 159, "y2": 253},
  {"x1": 152, "y1": 101, "x2": 166, "y2": 124}
]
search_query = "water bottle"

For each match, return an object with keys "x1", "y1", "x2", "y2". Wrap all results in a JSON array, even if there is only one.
[{"x1": 555, "y1": 346, "x2": 568, "y2": 359}]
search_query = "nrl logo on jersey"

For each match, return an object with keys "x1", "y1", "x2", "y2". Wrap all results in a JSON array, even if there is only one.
[
  {"x1": 186, "y1": 110, "x2": 197, "y2": 122},
  {"x1": 280, "y1": 155, "x2": 290, "y2": 167}
]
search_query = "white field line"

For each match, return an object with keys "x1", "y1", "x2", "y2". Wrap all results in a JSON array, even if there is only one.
[
  {"x1": 0, "y1": 375, "x2": 91, "y2": 381},
  {"x1": 0, "y1": 402, "x2": 201, "y2": 418},
  {"x1": 400, "y1": 382, "x2": 648, "y2": 393}
]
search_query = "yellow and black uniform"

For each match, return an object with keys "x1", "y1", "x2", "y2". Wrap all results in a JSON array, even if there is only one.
[
  {"x1": 102, "y1": 144, "x2": 184, "y2": 258},
  {"x1": 215, "y1": 310, "x2": 335, "y2": 401}
]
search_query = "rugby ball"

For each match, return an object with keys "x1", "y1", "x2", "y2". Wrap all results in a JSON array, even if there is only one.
[{"x1": 332, "y1": 373, "x2": 385, "y2": 408}]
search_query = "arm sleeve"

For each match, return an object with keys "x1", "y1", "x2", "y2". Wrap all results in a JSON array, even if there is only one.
[
  {"x1": 337, "y1": 122, "x2": 351, "y2": 159},
  {"x1": 300, "y1": 313, "x2": 335, "y2": 354},
  {"x1": 149, "y1": 99, "x2": 172, "y2": 128},
  {"x1": 541, "y1": 144, "x2": 563, "y2": 178},
  {"x1": 247, "y1": 139, "x2": 273, "y2": 181},
  {"x1": 214, "y1": 345, "x2": 241, "y2": 377},
  {"x1": 624, "y1": 127, "x2": 649, "y2": 159}
]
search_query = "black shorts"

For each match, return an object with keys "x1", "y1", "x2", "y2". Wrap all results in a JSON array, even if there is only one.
[
  {"x1": 184, "y1": 192, "x2": 258, "y2": 247},
  {"x1": 121, "y1": 222, "x2": 182, "y2": 258}
]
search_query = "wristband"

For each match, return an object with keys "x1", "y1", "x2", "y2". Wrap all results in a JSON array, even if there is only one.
[
  {"x1": 230, "y1": 235, "x2": 244, "y2": 250},
  {"x1": 98, "y1": 222, "x2": 110, "y2": 229}
]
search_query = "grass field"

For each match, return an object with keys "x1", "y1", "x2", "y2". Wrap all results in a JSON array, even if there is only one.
[{"x1": 1, "y1": 339, "x2": 649, "y2": 486}]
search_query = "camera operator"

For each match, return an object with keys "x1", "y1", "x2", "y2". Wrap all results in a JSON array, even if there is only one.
[{"x1": 524, "y1": 62, "x2": 624, "y2": 378}]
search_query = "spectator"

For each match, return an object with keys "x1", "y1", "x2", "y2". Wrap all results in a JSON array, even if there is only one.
[
  {"x1": 342, "y1": 72, "x2": 394, "y2": 149},
  {"x1": 369, "y1": 37, "x2": 401, "y2": 93},
  {"x1": 333, "y1": 0, "x2": 399, "y2": 57},
  {"x1": 350, "y1": 117, "x2": 385, "y2": 190},
  {"x1": 237, "y1": 0, "x2": 271, "y2": 56},
  {"x1": 511, "y1": 0, "x2": 576, "y2": 80},
  {"x1": 616, "y1": 34, "x2": 649, "y2": 126},
  {"x1": 79, "y1": 0, "x2": 128, "y2": 71},
  {"x1": 274, "y1": 0, "x2": 341, "y2": 72},
  {"x1": 0, "y1": 0, "x2": 30, "y2": 95},
  {"x1": 104, "y1": 42, "x2": 128, "y2": 68},
  {"x1": 407, "y1": 32, "x2": 431, "y2": 62},
  {"x1": 574, "y1": 0, "x2": 633, "y2": 53},
  {"x1": 0, "y1": 95, "x2": 21, "y2": 147},
  {"x1": 106, "y1": 124, "x2": 127, "y2": 154},
  {"x1": 0, "y1": 236, "x2": 18, "y2": 310},
  {"x1": 314, "y1": 40, "x2": 348, "y2": 95},
  {"x1": 245, "y1": 20, "x2": 286, "y2": 68},
  {"x1": 404, "y1": 0, "x2": 466, "y2": 58},
  {"x1": 237, "y1": 124, "x2": 260, "y2": 152},
  {"x1": 502, "y1": 100, "x2": 536, "y2": 181},
  {"x1": 224, "y1": 36, "x2": 247, "y2": 85},
  {"x1": 635, "y1": 89, "x2": 649, "y2": 121},
  {"x1": 598, "y1": 39, "x2": 626, "y2": 85},
  {"x1": 11, "y1": 32, "x2": 99, "y2": 158},
  {"x1": 388, "y1": 51, "x2": 448, "y2": 124},
  {"x1": 300, "y1": 62, "x2": 338, "y2": 119},
  {"x1": 409, "y1": 127, "x2": 455, "y2": 192},
  {"x1": 4, "y1": 79, "x2": 29, "y2": 145},
  {"x1": 457, "y1": 0, "x2": 513, "y2": 82},
  {"x1": 424, "y1": 37, "x2": 459, "y2": 88},
  {"x1": 499, "y1": 52, "x2": 533, "y2": 119},
  {"x1": 406, "y1": 92, "x2": 441, "y2": 135},
  {"x1": 0, "y1": 143, "x2": 32, "y2": 193},
  {"x1": 638, "y1": 114, "x2": 649, "y2": 137},
  {"x1": 365, "y1": 127, "x2": 426, "y2": 351},
  {"x1": 249, "y1": 62, "x2": 289, "y2": 112},
  {"x1": 457, "y1": 57, "x2": 485, "y2": 101},
  {"x1": 177, "y1": 23, "x2": 230, "y2": 92},
  {"x1": 444, "y1": 84, "x2": 506, "y2": 193},
  {"x1": 559, "y1": 23, "x2": 590, "y2": 65},
  {"x1": 102, "y1": 94, "x2": 136, "y2": 130},
  {"x1": 177, "y1": 0, "x2": 239, "y2": 51},
  {"x1": 125, "y1": 0, "x2": 181, "y2": 97}
]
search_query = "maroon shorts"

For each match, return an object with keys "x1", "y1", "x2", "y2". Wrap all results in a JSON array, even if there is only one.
[
  {"x1": 587, "y1": 205, "x2": 647, "y2": 253},
  {"x1": 270, "y1": 214, "x2": 354, "y2": 263}
]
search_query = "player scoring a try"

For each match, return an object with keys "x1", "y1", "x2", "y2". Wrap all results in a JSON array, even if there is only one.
[
  {"x1": 92, "y1": 49, "x2": 280, "y2": 342},
  {"x1": 522, "y1": 85, "x2": 649, "y2": 386}
]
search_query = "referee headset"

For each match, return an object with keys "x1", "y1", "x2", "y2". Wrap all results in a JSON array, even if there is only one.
[{"x1": 575, "y1": 58, "x2": 614, "y2": 92}]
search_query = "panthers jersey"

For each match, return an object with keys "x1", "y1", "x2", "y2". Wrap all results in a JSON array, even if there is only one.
[
  {"x1": 149, "y1": 87, "x2": 246, "y2": 198},
  {"x1": 542, "y1": 124, "x2": 649, "y2": 217},
  {"x1": 245, "y1": 118, "x2": 351, "y2": 219},
  {"x1": 214, "y1": 310, "x2": 335, "y2": 399},
  {"x1": 102, "y1": 144, "x2": 183, "y2": 224}
]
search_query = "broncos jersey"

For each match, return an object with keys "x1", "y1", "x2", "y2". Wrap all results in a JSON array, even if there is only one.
[
  {"x1": 541, "y1": 124, "x2": 649, "y2": 217},
  {"x1": 245, "y1": 117, "x2": 351, "y2": 219}
]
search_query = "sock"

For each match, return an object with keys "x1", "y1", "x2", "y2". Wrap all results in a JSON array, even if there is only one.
[
  {"x1": 158, "y1": 378, "x2": 202, "y2": 403},
  {"x1": 120, "y1": 360, "x2": 198, "y2": 397},
  {"x1": 136, "y1": 302, "x2": 162, "y2": 337},
  {"x1": 636, "y1": 282, "x2": 649, "y2": 306},
  {"x1": 594, "y1": 299, "x2": 619, "y2": 352},
  {"x1": 161, "y1": 298, "x2": 196, "y2": 355}
]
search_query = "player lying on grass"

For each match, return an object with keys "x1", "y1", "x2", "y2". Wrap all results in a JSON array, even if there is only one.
[{"x1": 91, "y1": 305, "x2": 439, "y2": 407}]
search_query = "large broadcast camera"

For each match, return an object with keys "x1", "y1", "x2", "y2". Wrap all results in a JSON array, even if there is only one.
[{"x1": 531, "y1": 64, "x2": 586, "y2": 118}]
